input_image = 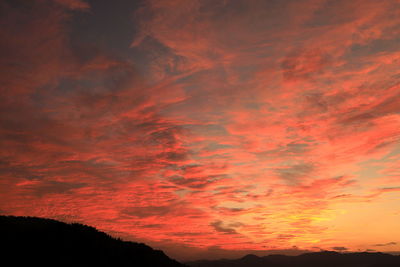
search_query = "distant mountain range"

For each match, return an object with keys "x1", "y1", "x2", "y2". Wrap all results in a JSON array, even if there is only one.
[
  {"x1": 186, "y1": 251, "x2": 400, "y2": 267},
  {"x1": 0, "y1": 215, "x2": 185, "y2": 267}
]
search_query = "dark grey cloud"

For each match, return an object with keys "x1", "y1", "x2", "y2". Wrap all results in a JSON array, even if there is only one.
[
  {"x1": 70, "y1": 0, "x2": 141, "y2": 59},
  {"x1": 274, "y1": 163, "x2": 314, "y2": 185},
  {"x1": 373, "y1": 242, "x2": 397, "y2": 247},
  {"x1": 210, "y1": 221, "x2": 237, "y2": 235},
  {"x1": 338, "y1": 88, "x2": 400, "y2": 127},
  {"x1": 121, "y1": 205, "x2": 173, "y2": 218},
  {"x1": 29, "y1": 180, "x2": 87, "y2": 197},
  {"x1": 305, "y1": 0, "x2": 357, "y2": 27},
  {"x1": 331, "y1": 246, "x2": 348, "y2": 251},
  {"x1": 281, "y1": 48, "x2": 330, "y2": 81},
  {"x1": 169, "y1": 174, "x2": 224, "y2": 189}
]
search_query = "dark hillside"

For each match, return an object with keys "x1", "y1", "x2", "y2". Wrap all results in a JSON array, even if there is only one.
[{"x1": 0, "y1": 215, "x2": 185, "y2": 267}]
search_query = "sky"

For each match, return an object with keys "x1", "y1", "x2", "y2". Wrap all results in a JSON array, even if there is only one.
[{"x1": 1, "y1": 0, "x2": 400, "y2": 261}]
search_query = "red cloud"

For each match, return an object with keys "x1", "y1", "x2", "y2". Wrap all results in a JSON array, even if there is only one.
[{"x1": 2, "y1": 0, "x2": 400, "y2": 260}]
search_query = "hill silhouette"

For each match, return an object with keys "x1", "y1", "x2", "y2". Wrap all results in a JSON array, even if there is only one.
[
  {"x1": 0, "y1": 215, "x2": 185, "y2": 267},
  {"x1": 187, "y1": 251, "x2": 400, "y2": 267}
]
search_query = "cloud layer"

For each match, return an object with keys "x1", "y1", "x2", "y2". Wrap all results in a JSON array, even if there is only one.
[{"x1": 1, "y1": 0, "x2": 400, "y2": 261}]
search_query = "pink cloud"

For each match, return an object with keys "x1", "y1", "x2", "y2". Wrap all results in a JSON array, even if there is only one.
[{"x1": 1, "y1": 0, "x2": 400, "y2": 260}]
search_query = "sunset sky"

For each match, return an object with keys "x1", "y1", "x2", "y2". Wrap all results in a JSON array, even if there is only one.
[{"x1": 1, "y1": 0, "x2": 400, "y2": 261}]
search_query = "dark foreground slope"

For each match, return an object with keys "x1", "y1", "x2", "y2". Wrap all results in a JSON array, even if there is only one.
[
  {"x1": 0, "y1": 215, "x2": 185, "y2": 267},
  {"x1": 187, "y1": 251, "x2": 400, "y2": 267}
]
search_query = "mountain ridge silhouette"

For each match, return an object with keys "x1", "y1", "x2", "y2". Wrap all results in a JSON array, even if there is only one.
[
  {"x1": 187, "y1": 250, "x2": 400, "y2": 267},
  {"x1": 0, "y1": 215, "x2": 185, "y2": 267}
]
